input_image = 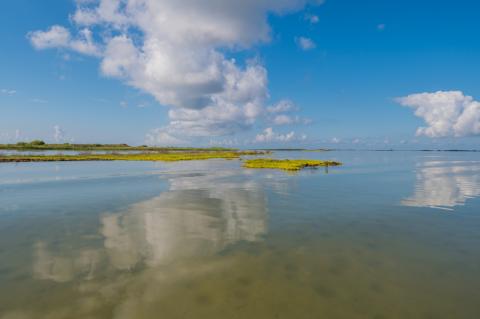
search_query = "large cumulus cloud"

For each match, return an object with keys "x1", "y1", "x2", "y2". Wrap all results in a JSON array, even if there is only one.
[
  {"x1": 28, "y1": 0, "x2": 320, "y2": 143},
  {"x1": 397, "y1": 91, "x2": 480, "y2": 138}
]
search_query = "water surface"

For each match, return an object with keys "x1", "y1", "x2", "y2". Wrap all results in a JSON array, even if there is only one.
[{"x1": 1, "y1": 151, "x2": 479, "y2": 318}]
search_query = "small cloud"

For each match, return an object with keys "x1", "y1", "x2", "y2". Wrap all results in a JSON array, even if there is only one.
[
  {"x1": 271, "y1": 114, "x2": 312, "y2": 126},
  {"x1": 305, "y1": 14, "x2": 319, "y2": 24},
  {"x1": 209, "y1": 138, "x2": 239, "y2": 146},
  {"x1": 31, "y1": 98, "x2": 48, "y2": 104},
  {"x1": 302, "y1": 118, "x2": 313, "y2": 125},
  {"x1": 1, "y1": 89, "x2": 17, "y2": 96},
  {"x1": 137, "y1": 103, "x2": 149, "y2": 108},
  {"x1": 331, "y1": 137, "x2": 341, "y2": 144},
  {"x1": 120, "y1": 100, "x2": 128, "y2": 108},
  {"x1": 53, "y1": 125, "x2": 66, "y2": 142},
  {"x1": 377, "y1": 24, "x2": 386, "y2": 31},
  {"x1": 145, "y1": 128, "x2": 186, "y2": 146},
  {"x1": 267, "y1": 100, "x2": 311, "y2": 126},
  {"x1": 272, "y1": 114, "x2": 294, "y2": 125},
  {"x1": 15, "y1": 129, "x2": 22, "y2": 140},
  {"x1": 27, "y1": 25, "x2": 101, "y2": 57},
  {"x1": 295, "y1": 37, "x2": 316, "y2": 51},
  {"x1": 267, "y1": 100, "x2": 297, "y2": 113},
  {"x1": 254, "y1": 127, "x2": 306, "y2": 143}
]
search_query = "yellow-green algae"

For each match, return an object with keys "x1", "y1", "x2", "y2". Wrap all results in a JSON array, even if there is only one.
[
  {"x1": 243, "y1": 158, "x2": 341, "y2": 171},
  {"x1": 0, "y1": 151, "x2": 264, "y2": 163}
]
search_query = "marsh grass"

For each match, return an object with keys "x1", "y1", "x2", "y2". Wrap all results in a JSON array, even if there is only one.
[
  {"x1": 0, "y1": 142, "x2": 236, "y2": 152},
  {"x1": 243, "y1": 159, "x2": 341, "y2": 171},
  {"x1": 0, "y1": 151, "x2": 264, "y2": 163}
]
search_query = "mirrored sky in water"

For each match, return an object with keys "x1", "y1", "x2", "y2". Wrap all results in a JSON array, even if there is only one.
[
  {"x1": 402, "y1": 160, "x2": 480, "y2": 210},
  {"x1": 0, "y1": 151, "x2": 480, "y2": 319}
]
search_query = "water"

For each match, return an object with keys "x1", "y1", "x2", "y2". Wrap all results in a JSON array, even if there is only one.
[{"x1": 0, "y1": 151, "x2": 479, "y2": 319}]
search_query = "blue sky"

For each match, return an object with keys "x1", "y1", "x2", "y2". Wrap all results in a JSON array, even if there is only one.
[{"x1": 1, "y1": 0, "x2": 480, "y2": 148}]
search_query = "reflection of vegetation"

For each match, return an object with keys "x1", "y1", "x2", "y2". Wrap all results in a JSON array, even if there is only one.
[
  {"x1": 243, "y1": 159, "x2": 341, "y2": 171},
  {"x1": 0, "y1": 141, "x2": 235, "y2": 151},
  {"x1": 0, "y1": 151, "x2": 265, "y2": 163}
]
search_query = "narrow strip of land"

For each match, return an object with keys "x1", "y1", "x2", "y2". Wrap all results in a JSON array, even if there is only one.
[
  {"x1": 243, "y1": 159, "x2": 341, "y2": 171},
  {"x1": 0, "y1": 141, "x2": 235, "y2": 152},
  {"x1": 0, "y1": 151, "x2": 264, "y2": 163}
]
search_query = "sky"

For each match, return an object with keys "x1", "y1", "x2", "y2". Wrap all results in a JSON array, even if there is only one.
[{"x1": 1, "y1": 0, "x2": 480, "y2": 149}]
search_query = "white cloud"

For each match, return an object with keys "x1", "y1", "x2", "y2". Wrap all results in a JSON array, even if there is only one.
[
  {"x1": 28, "y1": 25, "x2": 70, "y2": 49},
  {"x1": 267, "y1": 99, "x2": 297, "y2": 113},
  {"x1": 272, "y1": 114, "x2": 294, "y2": 125},
  {"x1": 69, "y1": 28, "x2": 100, "y2": 56},
  {"x1": 29, "y1": 0, "x2": 323, "y2": 141},
  {"x1": 397, "y1": 91, "x2": 480, "y2": 138},
  {"x1": 209, "y1": 138, "x2": 239, "y2": 147},
  {"x1": 145, "y1": 128, "x2": 187, "y2": 146},
  {"x1": 305, "y1": 14, "x2": 319, "y2": 24},
  {"x1": 254, "y1": 127, "x2": 306, "y2": 143},
  {"x1": 1, "y1": 89, "x2": 16, "y2": 96},
  {"x1": 296, "y1": 36, "x2": 316, "y2": 50},
  {"x1": 15, "y1": 129, "x2": 22, "y2": 140},
  {"x1": 53, "y1": 125, "x2": 66, "y2": 142},
  {"x1": 28, "y1": 25, "x2": 100, "y2": 56}
]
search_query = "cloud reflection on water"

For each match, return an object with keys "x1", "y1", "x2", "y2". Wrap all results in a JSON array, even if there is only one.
[
  {"x1": 402, "y1": 161, "x2": 480, "y2": 210},
  {"x1": 101, "y1": 169, "x2": 267, "y2": 269},
  {"x1": 32, "y1": 163, "x2": 268, "y2": 281}
]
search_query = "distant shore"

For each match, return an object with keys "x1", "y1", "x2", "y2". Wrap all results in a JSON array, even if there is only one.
[
  {"x1": 0, "y1": 150, "x2": 267, "y2": 163},
  {"x1": 0, "y1": 141, "x2": 236, "y2": 152}
]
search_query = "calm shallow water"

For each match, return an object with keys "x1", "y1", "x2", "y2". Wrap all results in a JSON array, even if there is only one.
[{"x1": 1, "y1": 151, "x2": 479, "y2": 319}]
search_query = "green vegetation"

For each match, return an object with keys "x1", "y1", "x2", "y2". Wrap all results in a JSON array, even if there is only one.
[
  {"x1": 243, "y1": 159, "x2": 341, "y2": 171},
  {"x1": 0, "y1": 151, "x2": 264, "y2": 163},
  {"x1": 0, "y1": 141, "x2": 235, "y2": 152}
]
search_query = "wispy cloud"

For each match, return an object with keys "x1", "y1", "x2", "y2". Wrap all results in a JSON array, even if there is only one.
[
  {"x1": 296, "y1": 36, "x2": 316, "y2": 50},
  {"x1": 28, "y1": 25, "x2": 101, "y2": 57},
  {"x1": 145, "y1": 128, "x2": 187, "y2": 146},
  {"x1": 31, "y1": 98, "x2": 48, "y2": 104},
  {"x1": 254, "y1": 127, "x2": 306, "y2": 143},
  {"x1": 266, "y1": 100, "x2": 311, "y2": 126},
  {"x1": 53, "y1": 125, "x2": 66, "y2": 142},
  {"x1": 305, "y1": 14, "x2": 319, "y2": 24},
  {"x1": 267, "y1": 100, "x2": 298, "y2": 113},
  {"x1": 1, "y1": 89, "x2": 16, "y2": 96}
]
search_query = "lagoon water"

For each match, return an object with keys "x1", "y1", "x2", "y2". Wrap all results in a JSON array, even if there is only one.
[{"x1": 1, "y1": 151, "x2": 479, "y2": 319}]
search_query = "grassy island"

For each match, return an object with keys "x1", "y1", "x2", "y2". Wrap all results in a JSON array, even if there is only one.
[
  {"x1": 243, "y1": 159, "x2": 342, "y2": 171},
  {"x1": 0, "y1": 141, "x2": 235, "y2": 152},
  {"x1": 0, "y1": 151, "x2": 264, "y2": 163}
]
